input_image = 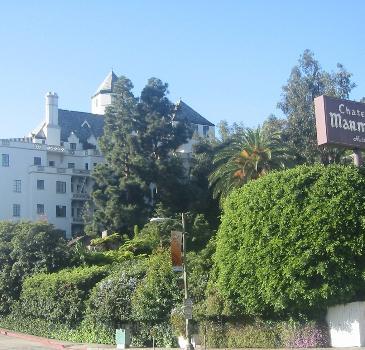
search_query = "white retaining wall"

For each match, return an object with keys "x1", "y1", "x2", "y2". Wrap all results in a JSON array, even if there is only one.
[{"x1": 326, "y1": 301, "x2": 365, "y2": 347}]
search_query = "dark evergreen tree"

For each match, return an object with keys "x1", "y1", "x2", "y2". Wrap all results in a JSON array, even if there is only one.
[
  {"x1": 88, "y1": 77, "x2": 148, "y2": 235},
  {"x1": 87, "y1": 77, "x2": 192, "y2": 236}
]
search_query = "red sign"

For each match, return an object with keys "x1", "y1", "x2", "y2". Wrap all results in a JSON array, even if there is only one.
[{"x1": 314, "y1": 95, "x2": 365, "y2": 149}]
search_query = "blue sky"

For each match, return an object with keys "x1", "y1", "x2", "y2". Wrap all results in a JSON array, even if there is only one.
[{"x1": 1, "y1": 1, "x2": 365, "y2": 138}]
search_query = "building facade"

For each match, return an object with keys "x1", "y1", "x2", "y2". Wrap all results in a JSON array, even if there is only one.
[{"x1": 0, "y1": 72, "x2": 215, "y2": 238}]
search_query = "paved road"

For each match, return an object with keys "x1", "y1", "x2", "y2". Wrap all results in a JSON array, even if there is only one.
[{"x1": 0, "y1": 334, "x2": 57, "y2": 349}]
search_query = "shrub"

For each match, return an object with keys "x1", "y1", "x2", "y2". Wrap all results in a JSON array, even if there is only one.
[
  {"x1": 226, "y1": 322, "x2": 280, "y2": 348},
  {"x1": 0, "y1": 221, "x2": 71, "y2": 315},
  {"x1": 18, "y1": 265, "x2": 108, "y2": 326},
  {"x1": 214, "y1": 164, "x2": 365, "y2": 318},
  {"x1": 279, "y1": 320, "x2": 330, "y2": 348},
  {"x1": 85, "y1": 259, "x2": 147, "y2": 329},
  {"x1": 0, "y1": 312, "x2": 114, "y2": 345},
  {"x1": 131, "y1": 249, "x2": 181, "y2": 323}
]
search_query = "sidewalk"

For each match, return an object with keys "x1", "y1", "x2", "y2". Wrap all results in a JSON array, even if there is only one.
[{"x1": 0, "y1": 328, "x2": 115, "y2": 350}]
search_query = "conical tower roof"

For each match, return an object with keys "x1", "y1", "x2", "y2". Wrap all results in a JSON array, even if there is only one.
[{"x1": 94, "y1": 71, "x2": 118, "y2": 95}]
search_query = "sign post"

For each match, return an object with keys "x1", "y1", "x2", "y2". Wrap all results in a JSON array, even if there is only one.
[{"x1": 314, "y1": 95, "x2": 365, "y2": 166}]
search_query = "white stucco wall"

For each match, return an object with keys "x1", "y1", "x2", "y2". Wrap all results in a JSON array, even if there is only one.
[
  {"x1": 326, "y1": 301, "x2": 365, "y2": 347},
  {"x1": 0, "y1": 140, "x2": 103, "y2": 238},
  {"x1": 176, "y1": 124, "x2": 215, "y2": 154},
  {"x1": 91, "y1": 92, "x2": 112, "y2": 114}
]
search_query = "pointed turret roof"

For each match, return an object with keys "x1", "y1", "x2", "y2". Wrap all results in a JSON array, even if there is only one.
[{"x1": 93, "y1": 71, "x2": 118, "y2": 96}]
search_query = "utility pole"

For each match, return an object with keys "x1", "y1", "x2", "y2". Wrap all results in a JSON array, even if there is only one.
[{"x1": 182, "y1": 213, "x2": 194, "y2": 350}]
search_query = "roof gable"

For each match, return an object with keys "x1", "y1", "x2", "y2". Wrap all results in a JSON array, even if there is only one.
[
  {"x1": 58, "y1": 109, "x2": 104, "y2": 146},
  {"x1": 173, "y1": 100, "x2": 215, "y2": 126}
]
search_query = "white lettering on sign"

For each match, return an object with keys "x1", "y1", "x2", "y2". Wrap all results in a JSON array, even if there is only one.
[
  {"x1": 338, "y1": 103, "x2": 365, "y2": 118},
  {"x1": 330, "y1": 113, "x2": 365, "y2": 134}
]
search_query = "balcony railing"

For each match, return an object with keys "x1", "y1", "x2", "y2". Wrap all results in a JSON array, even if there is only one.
[
  {"x1": 72, "y1": 169, "x2": 90, "y2": 175},
  {"x1": 72, "y1": 193, "x2": 90, "y2": 200},
  {"x1": 72, "y1": 216, "x2": 84, "y2": 223},
  {"x1": 29, "y1": 165, "x2": 91, "y2": 176}
]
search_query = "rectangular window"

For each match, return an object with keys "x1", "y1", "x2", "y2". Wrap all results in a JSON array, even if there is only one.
[
  {"x1": 13, "y1": 180, "x2": 21, "y2": 193},
  {"x1": 34, "y1": 157, "x2": 42, "y2": 165},
  {"x1": 37, "y1": 204, "x2": 44, "y2": 215},
  {"x1": 68, "y1": 163, "x2": 75, "y2": 169},
  {"x1": 49, "y1": 160, "x2": 55, "y2": 167},
  {"x1": 2, "y1": 154, "x2": 9, "y2": 167},
  {"x1": 56, "y1": 181, "x2": 66, "y2": 193},
  {"x1": 70, "y1": 143, "x2": 77, "y2": 150},
  {"x1": 93, "y1": 163, "x2": 97, "y2": 167},
  {"x1": 37, "y1": 179, "x2": 44, "y2": 190},
  {"x1": 193, "y1": 124, "x2": 199, "y2": 134},
  {"x1": 13, "y1": 204, "x2": 20, "y2": 217},
  {"x1": 85, "y1": 163, "x2": 89, "y2": 170},
  {"x1": 56, "y1": 205, "x2": 66, "y2": 217},
  {"x1": 203, "y1": 125, "x2": 210, "y2": 137}
]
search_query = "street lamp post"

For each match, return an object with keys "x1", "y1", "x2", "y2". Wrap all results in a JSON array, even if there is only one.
[
  {"x1": 181, "y1": 213, "x2": 194, "y2": 350},
  {"x1": 150, "y1": 213, "x2": 194, "y2": 350}
]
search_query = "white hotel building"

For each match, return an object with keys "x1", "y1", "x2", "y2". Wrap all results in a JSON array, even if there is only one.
[{"x1": 0, "y1": 72, "x2": 215, "y2": 238}]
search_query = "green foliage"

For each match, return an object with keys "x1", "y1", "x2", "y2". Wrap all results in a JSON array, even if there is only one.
[
  {"x1": 278, "y1": 49, "x2": 356, "y2": 164},
  {"x1": 89, "y1": 233, "x2": 122, "y2": 250},
  {"x1": 131, "y1": 322, "x2": 176, "y2": 347},
  {"x1": 0, "y1": 221, "x2": 70, "y2": 315},
  {"x1": 88, "y1": 76, "x2": 192, "y2": 236},
  {"x1": 209, "y1": 126, "x2": 290, "y2": 205},
  {"x1": 187, "y1": 237, "x2": 216, "y2": 316},
  {"x1": 86, "y1": 260, "x2": 147, "y2": 329},
  {"x1": 188, "y1": 139, "x2": 221, "y2": 230},
  {"x1": 187, "y1": 214, "x2": 214, "y2": 251},
  {"x1": 131, "y1": 249, "x2": 181, "y2": 323},
  {"x1": 198, "y1": 320, "x2": 329, "y2": 348},
  {"x1": 0, "y1": 313, "x2": 114, "y2": 345},
  {"x1": 225, "y1": 322, "x2": 280, "y2": 348},
  {"x1": 214, "y1": 164, "x2": 365, "y2": 318},
  {"x1": 18, "y1": 265, "x2": 108, "y2": 326}
]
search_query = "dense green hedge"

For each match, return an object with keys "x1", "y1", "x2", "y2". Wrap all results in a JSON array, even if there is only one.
[
  {"x1": 0, "y1": 221, "x2": 70, "y2": 315},
  {"x1": 199, "y1": 320, "x2": 329, "y2": 348},
  {"x1": 214, "y1": 164, "x2": 365, "y2": 318},
  {"x1": 86, "y1": 260, "x2": 146, "y2": 329},
  {"x1": 18, "y1": 265, "x2": 109, "y2": 326}
]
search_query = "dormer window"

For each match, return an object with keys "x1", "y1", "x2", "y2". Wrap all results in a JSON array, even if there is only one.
[
  {"x1": 70, "y1": 143, "x2": 76, "y2": 150},
  {"x1": 81, "y1": 120, "x2": 91, "y2": 128}
]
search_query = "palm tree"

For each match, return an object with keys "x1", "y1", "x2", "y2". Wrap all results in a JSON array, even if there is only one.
[{"x1": 209, "y1": 126, "x2": 290, "y2": 205}]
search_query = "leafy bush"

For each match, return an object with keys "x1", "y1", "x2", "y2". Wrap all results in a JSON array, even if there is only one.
[
  {"x1": 225, "y1": 322, "x2": 279, "y2": 348},
  {"x1": 89, "y1": 233, "x2": 122, "y2": 250},
  {"x1": 279, "y1": 320, "x2": 330, "y2": 348},
  {"x1": 131, "y1": 249, "x2": 181, "y2": 323},
  {"x1": 18, "y1": 265, "x2": 108, "y2": 326},
  {"x1": 131, "y1": 321, "x2": 176, "y2": 348},
  {"x1": 85, "y1": 260, "x2": 147, "y2": 329},
  {"x1": 0, "y1": 221, "x2": 71, "y2": 315},
  {"x1": 0, "y1": 312, "x2": 114, "y2": 345},
  {"x1": 214, "y1": 164, "x2": 365, "y2": 318}
]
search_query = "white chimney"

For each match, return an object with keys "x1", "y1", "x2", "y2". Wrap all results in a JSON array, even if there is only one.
[{"x1": 45, "y1": 92, "x2": 58, "y2": 126}]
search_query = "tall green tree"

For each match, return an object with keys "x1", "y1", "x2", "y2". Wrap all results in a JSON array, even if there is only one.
[
  {"x1": 88, "y1": 76, "x2": 192, "y2": 236},
  {"x1": 278, "y1": 49, "x2": 355, "y2": 164},
  {"x1": 209, "y1": 126, "x2": 289, "y2": 205},
  {"x1": 89, "y1": 77, "x2": 148, "y2": 235}
]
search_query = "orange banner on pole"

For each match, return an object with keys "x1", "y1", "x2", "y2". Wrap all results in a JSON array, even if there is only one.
[{"x1": 171, "y1": 230, "x2": 183, "y2": 272}]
